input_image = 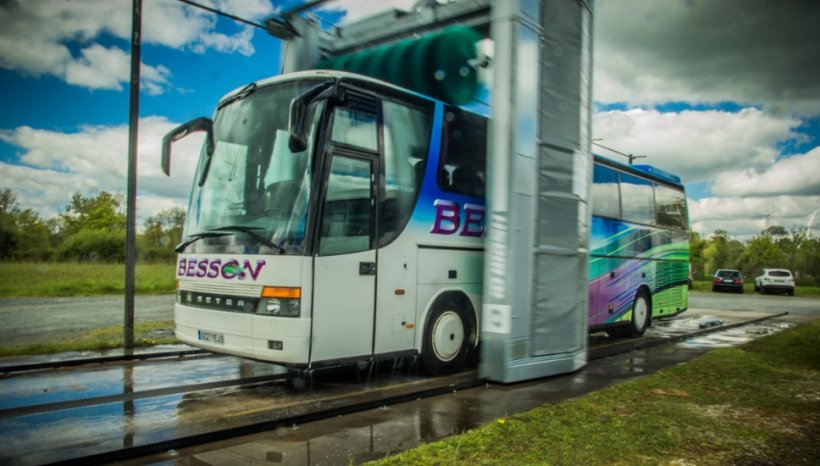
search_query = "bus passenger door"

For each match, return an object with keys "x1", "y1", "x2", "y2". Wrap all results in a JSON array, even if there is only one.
[{"x1": 311, "y1": 153, "x2": 377, "y2": 364}]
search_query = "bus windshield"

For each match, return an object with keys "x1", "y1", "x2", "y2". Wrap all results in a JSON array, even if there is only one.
[{"x1": 183, "y1": 79, "x2": 324, "y2": 255}]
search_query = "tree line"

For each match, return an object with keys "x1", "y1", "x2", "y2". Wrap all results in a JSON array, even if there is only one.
[
  {"x1": 690, "y1": 227, "x2": 820, "y2": 286},
  {"x1": 0, "y1": 188, "x2": 183, "y2": 263},
  {"x1": 2, "y1": 187, "x2": 820, "y2": 285}
]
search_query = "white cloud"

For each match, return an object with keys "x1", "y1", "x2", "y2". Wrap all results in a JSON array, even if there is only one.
[
  {"x1": 594, "y1": 0, "x2": 820, "y2": 116},
  {"x1": 689, "y1": 195, "x2": 820, "y2": 240},
  {"x1": 0, "y1": 0, "x2": 274, "y2": 92},
  {"x1": 193, "y1": 25, "x2": 256, "y2": 56},
  {"x1": 711, "y1": 147, "x2": 820, "y2": 198},
  {"x1": 593, "y1": 108, "x2": 799, "y2": 184},
  {"x1": 0, "y1": 117, "x2": 202, "y2": 225},
  {"x1": 60, "y1": 44, "x2": 170, "y2": 93}
]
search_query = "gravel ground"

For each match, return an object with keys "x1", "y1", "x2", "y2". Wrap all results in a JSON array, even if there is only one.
[{"x1": 0, "y1": 294, "x2": 175, "y2": 347}]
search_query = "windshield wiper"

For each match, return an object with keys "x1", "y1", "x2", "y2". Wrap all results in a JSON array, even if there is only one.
[
  {"x1": 217, "y1": 82, "x2": 257, "y2": 110},
  {"x1": 209, "y1": 226, "x2": 286, "y2": 254},
  {"x1": 175, "y1": 231, "x2": 230, "y2": 253}
]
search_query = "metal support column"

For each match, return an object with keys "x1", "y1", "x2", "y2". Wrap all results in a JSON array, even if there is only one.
[
  {"x1": 480, "y1": 0, "x2": 593, "y2": 383},
  {"x1": 280, "y1": 15, "x2": 321, "y2": 74}
]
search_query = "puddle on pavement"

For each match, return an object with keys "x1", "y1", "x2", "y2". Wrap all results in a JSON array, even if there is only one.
[
  {"x1": 0, "y1": 356, "x2": 284, "y2": 411},
  {"x1": 676, "y1": 321, "x2": 793, "y2": 349},
  {"x1": 0, "y1": 358, "x2": 429, "y2": 465}
]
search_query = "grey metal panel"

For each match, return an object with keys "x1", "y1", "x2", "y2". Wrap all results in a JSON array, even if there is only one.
[{"x1": 480, "y1": 0, "x2": 593, "y2": 383}]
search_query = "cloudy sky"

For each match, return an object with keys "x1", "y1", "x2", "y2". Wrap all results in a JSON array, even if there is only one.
[{"x1": 0, "y1": 0, "x2": 818, "y2": 240}]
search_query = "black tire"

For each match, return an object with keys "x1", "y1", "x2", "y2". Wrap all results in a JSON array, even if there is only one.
[
  {"x1": 421, "y1": 300, "x2": 472, "y2": 376},
  {"x1": 626, "y1": 289, "x2": 651, "y2": 337},
  {"x1": 760, "y1": 287, "x2": 767, "y2": 295}
]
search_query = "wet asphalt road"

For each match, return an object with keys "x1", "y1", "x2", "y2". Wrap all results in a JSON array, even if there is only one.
[
  {"x1": 0, "y1": 291, "x2": 817, "y2": 348},
  {"x1": 0, "y1": 292, "x2": 817, "y2": 464}
]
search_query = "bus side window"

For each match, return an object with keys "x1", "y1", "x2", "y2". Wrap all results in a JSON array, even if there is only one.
[
  {"x1": 380, "y1": 100, "x2": 433, "y2": 246},
  {"x1": 592, "y1": 165, "x2": 621, "y2": 218},
  {"x1": 619, "y1": 173, "x2": 655, "y2": 225},
  {"x1": 438, "y1": 106, "x2": 486, "y2": 198},
  {"x1": 330, "y1": 108, "x2": 378, "y2": 151},
  {"x1": 319, "y1": 156, "x2": 373, "y2": 256}
]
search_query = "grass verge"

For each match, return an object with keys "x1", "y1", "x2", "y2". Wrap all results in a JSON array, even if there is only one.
[
  {"x1": 0, "y1": 321, "x2": 177, "y2": 357},
  {"x1": 369, "y1": 321, "x2": 820, "y2": 466},
  {"x1": 0, "y1": 262, "x2": 176, "y2": 297}
]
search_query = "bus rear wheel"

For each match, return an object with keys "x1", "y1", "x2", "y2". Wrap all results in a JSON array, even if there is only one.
[
  {"x1": 626, "y1": 289, "x2": 651, "y2": 337},
  {"x1": 421, "y1": 303, "x2": 470, "y2": 376}
]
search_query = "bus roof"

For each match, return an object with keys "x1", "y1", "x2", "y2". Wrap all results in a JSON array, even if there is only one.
[
  {"x1": 593, "y1": 154, "x2": 683, "y2": 188},
  {"x1": 219, "y1": 70, "x2": 437, "y2": 107}
]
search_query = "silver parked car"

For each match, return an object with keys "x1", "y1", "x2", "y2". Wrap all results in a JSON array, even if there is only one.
[{"x1": 754, "y1": 268, "x2": 795, "y2": 296}]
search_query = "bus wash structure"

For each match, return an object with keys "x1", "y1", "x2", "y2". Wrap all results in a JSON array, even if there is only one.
[{"x1": 163, "y1": 70, "x2": 689, "y2": 376}]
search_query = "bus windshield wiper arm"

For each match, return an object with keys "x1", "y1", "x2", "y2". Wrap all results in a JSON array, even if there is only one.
[
  {"x1": 209, "y1": 226, "x2": 286, "y2": 253},
  {"x1": 217, "y1": 82, "x2": 257, "y2": 110},
  {"x1": 175, "y1": 231, "x2": 230, "y2": 253}
]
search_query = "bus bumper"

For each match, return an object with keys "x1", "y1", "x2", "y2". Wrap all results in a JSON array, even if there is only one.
[{"x1": 175, "y1": 304, "x2": 311, "y2": 365}]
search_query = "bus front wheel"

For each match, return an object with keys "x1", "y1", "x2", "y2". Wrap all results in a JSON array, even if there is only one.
[
  {"x1": 627, "y1": 289, "x2": 651, "y2": 337},
  {"x1": 421, "y1": 303, "x2": 471, "y2": 376}
]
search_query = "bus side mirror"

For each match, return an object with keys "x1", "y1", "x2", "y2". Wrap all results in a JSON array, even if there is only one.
[
  {"x1": 162, "y1": 117, "x2": 215, "y2": 178},
  {"x1": 288, "y1": 80, "x2": 338, "y2": 153}
]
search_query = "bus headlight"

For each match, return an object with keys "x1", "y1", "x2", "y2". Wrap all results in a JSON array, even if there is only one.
[
  {"x1": 257, "y1": 287, "x2": 301, "y2": 317},
  {"x1": 257, "y1": 298, "x2": 300, "y2": 317},
  {"x1": 266, "y1": 298, "x2": 281, "y2": 314}
]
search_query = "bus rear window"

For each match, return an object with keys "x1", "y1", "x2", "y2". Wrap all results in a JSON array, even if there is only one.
[{"x1": 654, "y1": 184, "x2": 687, "y2": 229}]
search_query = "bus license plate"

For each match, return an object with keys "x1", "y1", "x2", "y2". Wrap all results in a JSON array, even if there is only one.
[{"x1": 198, "y1": 330, "x2": 225, "y2": 345}]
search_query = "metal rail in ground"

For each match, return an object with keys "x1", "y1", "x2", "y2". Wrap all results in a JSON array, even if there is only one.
[
  {"x1": 42, "y1": 312, "x2": 790, "y2": 466},
  {"x1": 0, "y1": 348, "x2": 208, "y2": 374},
  {"x1": 0, "y1": 373, "x2": 292, "y2": 420}
]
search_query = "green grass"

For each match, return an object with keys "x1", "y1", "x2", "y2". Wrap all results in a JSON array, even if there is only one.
[
  {"x1": 692, "y1": 279, "x2": 820, "y2": 297},
  {"x1": 0, "y1": 321, "x2": 178, "y2": 357},
  {"x1": 0, "y1": 262, "x2": 176, "y2": 297},
  {"x1": 369, "y1": 321, "x2": 820, "y2": 466}
]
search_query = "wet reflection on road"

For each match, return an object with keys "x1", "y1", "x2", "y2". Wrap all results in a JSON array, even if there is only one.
[{"x1": 132, "y1": 315, "x2": 795, "y2": 465}]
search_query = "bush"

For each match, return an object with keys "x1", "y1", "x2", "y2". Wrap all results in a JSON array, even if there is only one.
[
  {"x1": 56, "y1": 229, "x2": 125, "y2": 262},
  {"x1": 140, "y1": 247, "x2": 177, "y2": 263}
]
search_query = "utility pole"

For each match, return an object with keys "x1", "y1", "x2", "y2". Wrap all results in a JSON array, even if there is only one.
[
  {"x1": 124, "y1": 0, "x2": 142, "y2": 349},
  {"x1": 592, "y1": 140, "x2": 646, "y2": 164}
]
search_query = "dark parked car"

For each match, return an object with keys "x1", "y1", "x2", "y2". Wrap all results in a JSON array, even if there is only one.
[{"x1": 712, "y1": 269, "x2": 744, "y2": 293}]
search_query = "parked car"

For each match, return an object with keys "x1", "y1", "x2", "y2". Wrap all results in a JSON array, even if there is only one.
[
  {"x1": 712, "y1": 269, "x2": 744, "y2": 293},
  {"x1": 754, "y1": 268, "x2": 795, "y2": 296}
]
